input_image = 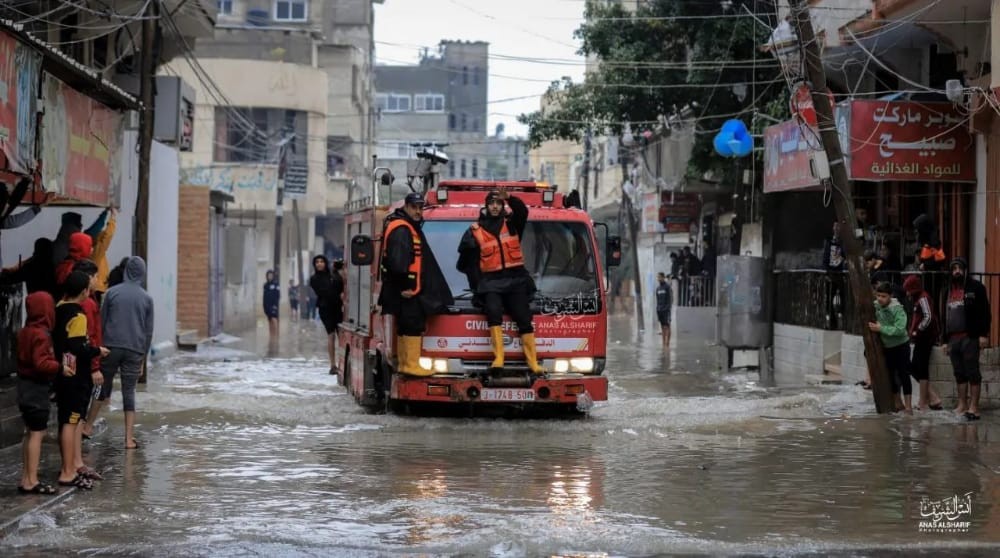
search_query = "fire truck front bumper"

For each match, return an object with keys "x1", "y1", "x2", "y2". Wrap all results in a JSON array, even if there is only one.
[{"x1": 389, "y1": 374, "x2": 608, "y2": 405}]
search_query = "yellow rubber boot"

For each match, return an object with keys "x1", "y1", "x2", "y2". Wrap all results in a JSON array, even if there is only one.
[
  {"x1": 520, "y1": 333, "x2": 547, "y2": 375},
  {"x1": 489, "y1": 326, "x2": 505, "y2": 372},
  {"x1": 397, "y1": 336, "x2": 433, "y2": 376}
]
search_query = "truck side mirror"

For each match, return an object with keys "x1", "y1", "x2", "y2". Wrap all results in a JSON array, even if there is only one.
[
  {"x1": 351, "y1": 235, "x2": 374, "y2": 266},
  {"x1": 607, "y1": 236, "x2": 622, "y2": 267}
]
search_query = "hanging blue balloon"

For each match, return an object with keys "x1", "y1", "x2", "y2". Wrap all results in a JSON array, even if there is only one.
[
  {"x1": 720, "y1": 119, "x2": 746, "y2": 135},
  {"x1": 713, "y1": 132, "x2": 735, "y2": 157},
  {"x1": 714, "y1": 118, "x2": 753, "y2": 158}
]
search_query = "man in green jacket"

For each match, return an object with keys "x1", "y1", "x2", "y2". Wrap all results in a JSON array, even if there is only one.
[{"x1": 868, "y1": 281, "x2": 913, "y2": 414}]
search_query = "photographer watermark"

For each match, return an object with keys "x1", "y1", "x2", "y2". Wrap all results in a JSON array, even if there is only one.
[{"x1": 918, "y1": 492, "x2": 973, "y2": 533}]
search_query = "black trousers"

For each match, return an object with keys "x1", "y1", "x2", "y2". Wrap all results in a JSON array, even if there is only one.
[
  {"x1": 884, "y1": 343, "x2": 912, "y2": 396},
  {"x1": 482, "y1": 290, "x2": 533, "y2": 334},
  {"x1": 397, "y1": 297, "x2": 426, "y2": 336}
]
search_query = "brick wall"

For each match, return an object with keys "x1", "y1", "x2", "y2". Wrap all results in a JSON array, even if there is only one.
[{"x1": 177, "y1": 185, "x2": 210, "y2": 337}]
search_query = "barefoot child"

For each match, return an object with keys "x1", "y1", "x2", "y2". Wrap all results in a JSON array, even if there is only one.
[
  {"x1": 15, "y1": 292, "x2": 65, "y2": 495},
  {"x1": 868, "y1": 281, "x2": 913, "y2": 414},
  {"x1": 53, "y1": 271, "x2": 108, "y2": 489}
]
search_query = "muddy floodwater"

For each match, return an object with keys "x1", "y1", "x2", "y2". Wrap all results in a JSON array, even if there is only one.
[{"x1": 2, "y1": 317, "x2": 999, "y2": 556}]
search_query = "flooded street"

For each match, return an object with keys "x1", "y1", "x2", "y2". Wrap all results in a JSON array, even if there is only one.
[{"x1": 3, "y1": 316, "x2": 1000, "y2": 556}]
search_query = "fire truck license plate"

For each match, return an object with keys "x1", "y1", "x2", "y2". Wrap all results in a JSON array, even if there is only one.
[{"x1": 480, "y1": 388, "x2": 535, "y2": 402}]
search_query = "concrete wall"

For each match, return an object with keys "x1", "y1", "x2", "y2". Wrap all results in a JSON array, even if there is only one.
[
  {"x1": 147, "y1": 140, "x2": 180, "y2": 355},
  {"x1": 224, "y1": 224, "x2": 258, "y2": 331},
  {"x1": 773, "y1": 324, "x2": 841, "y2": 382},
  {"x1": 841, "y1": 334, "x2": 1000, "y2": 409}
]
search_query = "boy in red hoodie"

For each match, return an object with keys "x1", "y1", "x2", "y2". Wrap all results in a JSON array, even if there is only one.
[
  {"x1": 54, "y1": 232, "x2": 93, "y2": 292},
  {"x1": 16, "y1": 292, "x2": 66, "y2": 494}
]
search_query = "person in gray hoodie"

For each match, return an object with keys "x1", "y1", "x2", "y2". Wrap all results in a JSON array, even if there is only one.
[{"x1": 83, "y1": 257, "x2": 154, "y2": 449}]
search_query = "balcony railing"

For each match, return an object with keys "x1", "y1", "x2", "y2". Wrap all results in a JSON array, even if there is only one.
[{"x1": 676, "y1": 274, "x2": 716, "y2": 307}]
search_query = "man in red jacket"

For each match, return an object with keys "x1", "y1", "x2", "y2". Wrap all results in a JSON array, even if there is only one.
[{"x1": 16, "y1": 292, "x2": 67, "y2": 495}]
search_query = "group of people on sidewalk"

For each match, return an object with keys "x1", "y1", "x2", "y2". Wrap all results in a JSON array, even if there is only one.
[
  {"x1": 868, "y1": 257, "x2": 990, "y2": 420},
  {"x1": 5, "y1": 209, "x2": 154, "y2": 496}
]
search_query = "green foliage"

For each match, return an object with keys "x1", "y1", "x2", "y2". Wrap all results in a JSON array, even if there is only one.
[{"x1": 519, "y1": 0, "x2": 788, "y2": 178}]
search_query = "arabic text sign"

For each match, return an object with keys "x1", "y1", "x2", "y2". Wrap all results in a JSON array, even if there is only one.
[
  {"x1": 41, "y1": 75, "x2": 123, "y2": 205},
  {"x1": 763, "y1": 119, "x2": 824, "y2": 193},
  {"x1": 658, "y1": 192, "x2": 700, "y2": 233},
  {"x1": 848, "y1": 100, "x2": 974, "y2": 182}
]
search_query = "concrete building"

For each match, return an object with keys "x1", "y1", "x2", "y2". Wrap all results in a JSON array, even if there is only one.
[
  {"x1": 375, "y1": 40, "x2": 531, "y2": 193},
  {"x1": 164, "y1": 0, "x2": 381, "y2": 336}
]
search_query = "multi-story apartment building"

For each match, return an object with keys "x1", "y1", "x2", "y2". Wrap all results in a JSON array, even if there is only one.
[{"x1": 164, "y1": 0, "x2": 380, "y2": 335}]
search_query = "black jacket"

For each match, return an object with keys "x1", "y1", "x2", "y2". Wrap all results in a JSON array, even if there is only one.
[
  {"x1": 309, "y1": 256, "x2": 338, "y2": 311},
  {"x1": 263, "y1": 280, "x2": 280, "y2": 311},
  {"x1": 944, "y1": 277, "x2": 992, "y2": 339},
  {"x1": 457, "y1": 195, "x2": 535, "y2": 295},
  {"x1": 377, "y1": 209, "x2": 453, "y2": 316}
]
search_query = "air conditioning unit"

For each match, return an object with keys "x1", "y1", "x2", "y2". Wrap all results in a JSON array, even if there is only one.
[{"x1": 153, "y1": 76, "x2": 196, "y2": 151}]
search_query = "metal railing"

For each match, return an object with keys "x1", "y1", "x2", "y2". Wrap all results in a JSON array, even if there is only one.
[
  {"x1": 773, "y1": 269, "x2": 1000, "y2": 345},
  {"x1": 676, "y1": 274, "x2": 716, "y2": 307}
]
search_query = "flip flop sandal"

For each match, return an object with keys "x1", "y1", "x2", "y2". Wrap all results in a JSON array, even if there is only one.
[
  {"x1": 17, "y1": 483, "x2": 58, "y2": 495},
  {"x1": 125, "y1": 440, "x2": 141, "y2": 450},
  {"x1": 77, "y1": 467, "x2": 103, "y2": 481},
  {"x1": 964, "y1": 412, "x2": 982, "y2": 422},
  {"x1": 929, "y1": 403, "x2": 944, "y2": 411},
  {"x1": 58, "y1": 474, "x2": 94, "y2": 490}
]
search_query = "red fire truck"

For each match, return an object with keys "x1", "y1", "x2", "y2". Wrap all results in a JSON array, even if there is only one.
[{"x1": 336, "y1": 152, "x2": 619, "y2": 414}]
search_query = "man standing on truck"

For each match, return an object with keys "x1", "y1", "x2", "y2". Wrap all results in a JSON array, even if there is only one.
[
  {"x1": 378, "y1": 192, "x2": 453, "y2": 376},
  {"x1": 457, "y1": 188, "x2": 545, "y2": 375}
]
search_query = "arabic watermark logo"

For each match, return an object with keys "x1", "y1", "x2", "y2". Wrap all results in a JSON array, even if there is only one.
[{"x1": 918, "y1": 492, "x2": 973, "y2": 533}]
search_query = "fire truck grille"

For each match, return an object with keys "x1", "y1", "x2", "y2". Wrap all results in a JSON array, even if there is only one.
[{"x1": 460, "y1": 360, "x2": 533, "y2": 375}]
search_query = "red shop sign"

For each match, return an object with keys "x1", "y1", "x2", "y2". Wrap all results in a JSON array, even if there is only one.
[
  {"x1": 763, "y1": 119, "x2": 824, "y2": 193},
  {"x1": 844, "y1": 100, "x2": 975, "y2": 182}
]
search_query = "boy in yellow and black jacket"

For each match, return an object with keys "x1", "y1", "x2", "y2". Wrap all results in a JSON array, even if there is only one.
[{"x1": 53, "y1": 271, "x2": 107, "y2": 490}]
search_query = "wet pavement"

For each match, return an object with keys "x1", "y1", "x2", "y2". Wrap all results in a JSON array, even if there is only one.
[{"x1": 2, "y1": 315, "x2": 999, "y2": 556}]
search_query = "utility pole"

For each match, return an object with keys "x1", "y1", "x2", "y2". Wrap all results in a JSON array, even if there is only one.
[
  {"x1": 790, "y1": 0, "x2": 892, "y2": 413},
  {"x1": 134, "y1": 0, "x2": 158, "y2": 385},
  {"x1": 622, "y1": 148, "x2": 645, "y2": 332},
  {"x1": 582, "y1": 128, "x2": 591, "y2": 210},
  {"x1": 273, "y1": 138, "x2": 290, "y2": 283},
  {"x1": 133, "y1": 0, "x2": 158, "y2": 262}
]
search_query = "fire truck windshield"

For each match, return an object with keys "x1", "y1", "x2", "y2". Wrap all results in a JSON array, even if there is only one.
[{"x1": 422, "y1": 220, "x2": 600, "y2": 305}]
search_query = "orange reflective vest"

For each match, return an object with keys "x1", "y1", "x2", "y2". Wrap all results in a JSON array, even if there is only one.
[
  {"x1": 919, "y1": 245, "x2": 946, "y2": 263},
  {"x1": 381, "y1": 219, "x2": 422, "y2": 295},
  {"x1": 471, "y1": 221, "x2": 525, "y2": 273}
]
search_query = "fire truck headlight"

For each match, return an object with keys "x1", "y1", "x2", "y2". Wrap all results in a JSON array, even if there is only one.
[
  {"x1": 569, "y1": 357, "x2": 595, "y2": 372},
  {"x1": 542, "y1": 190, "x2": 555, "y2": 204},
  {"x1": 553, "y1": 359, "x2": 570, "y2": 373},
  {"x1": 433, "y1": 359, "x2": 449, "y2": 372},
  {"x1": 418, "y1": 357, "x2": 434, "y2": 371}
]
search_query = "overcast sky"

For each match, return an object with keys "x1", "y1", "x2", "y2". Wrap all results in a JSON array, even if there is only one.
[{"x1": 374, "y1": 0, "x2": 587, "y2": 139}]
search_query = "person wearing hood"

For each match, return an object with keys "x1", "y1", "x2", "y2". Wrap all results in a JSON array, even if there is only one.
[
  {"x1": 378, "y1": 192, "x2": 454, "y2": 376},
  {"x1": 51, "y1": 209, "x2": 109, "y2": 267},
  {"x1": 913, "y1": 213, "x2": 946, "y2": 272},
  {"x1": 84, "y1": 257, "x2": 154, "y2": 449},
  {"x1": 310, "y1": 255, "x2": 342, "y2": 373},
  {"x1": 16, "y1": 292, "x2": 65, "y2": 495},
  {"x1": 457, "y1": 188, "x2": 545, "y2": 375},
  {"x1": 54, "y1": 231, "x2": 93, "y2": 291},
  {"x1": 944, "y1": 257, "x2": 990, "y2": 421},
  {"x1": 868, "y1": 281, "x2": 913, "y2": 414},
  {"x1": 263, "y1": 270, "x2": 281, "y2": 337},
  {"x1": 1, "y1": 237, "x2": 56, "y2": 296},
  {"x1": 903, "y1": 274, "x2": 944, "y2": 411}
]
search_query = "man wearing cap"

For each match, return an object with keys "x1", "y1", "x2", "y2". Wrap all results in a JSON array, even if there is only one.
[
  {"x1": 944, "y1": 257, "x2": 991, "y2": 421},
  {"x1": 457, "y1": 188, "x2": 544, "y2": 374},
  {"x1": 377, "y1": 192, "x2": 453, "y2": 376}
]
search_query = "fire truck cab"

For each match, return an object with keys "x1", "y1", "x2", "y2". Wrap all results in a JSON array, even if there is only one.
[{"x1": 336, "y1": 157, "x2": 619, "y2": 414}]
